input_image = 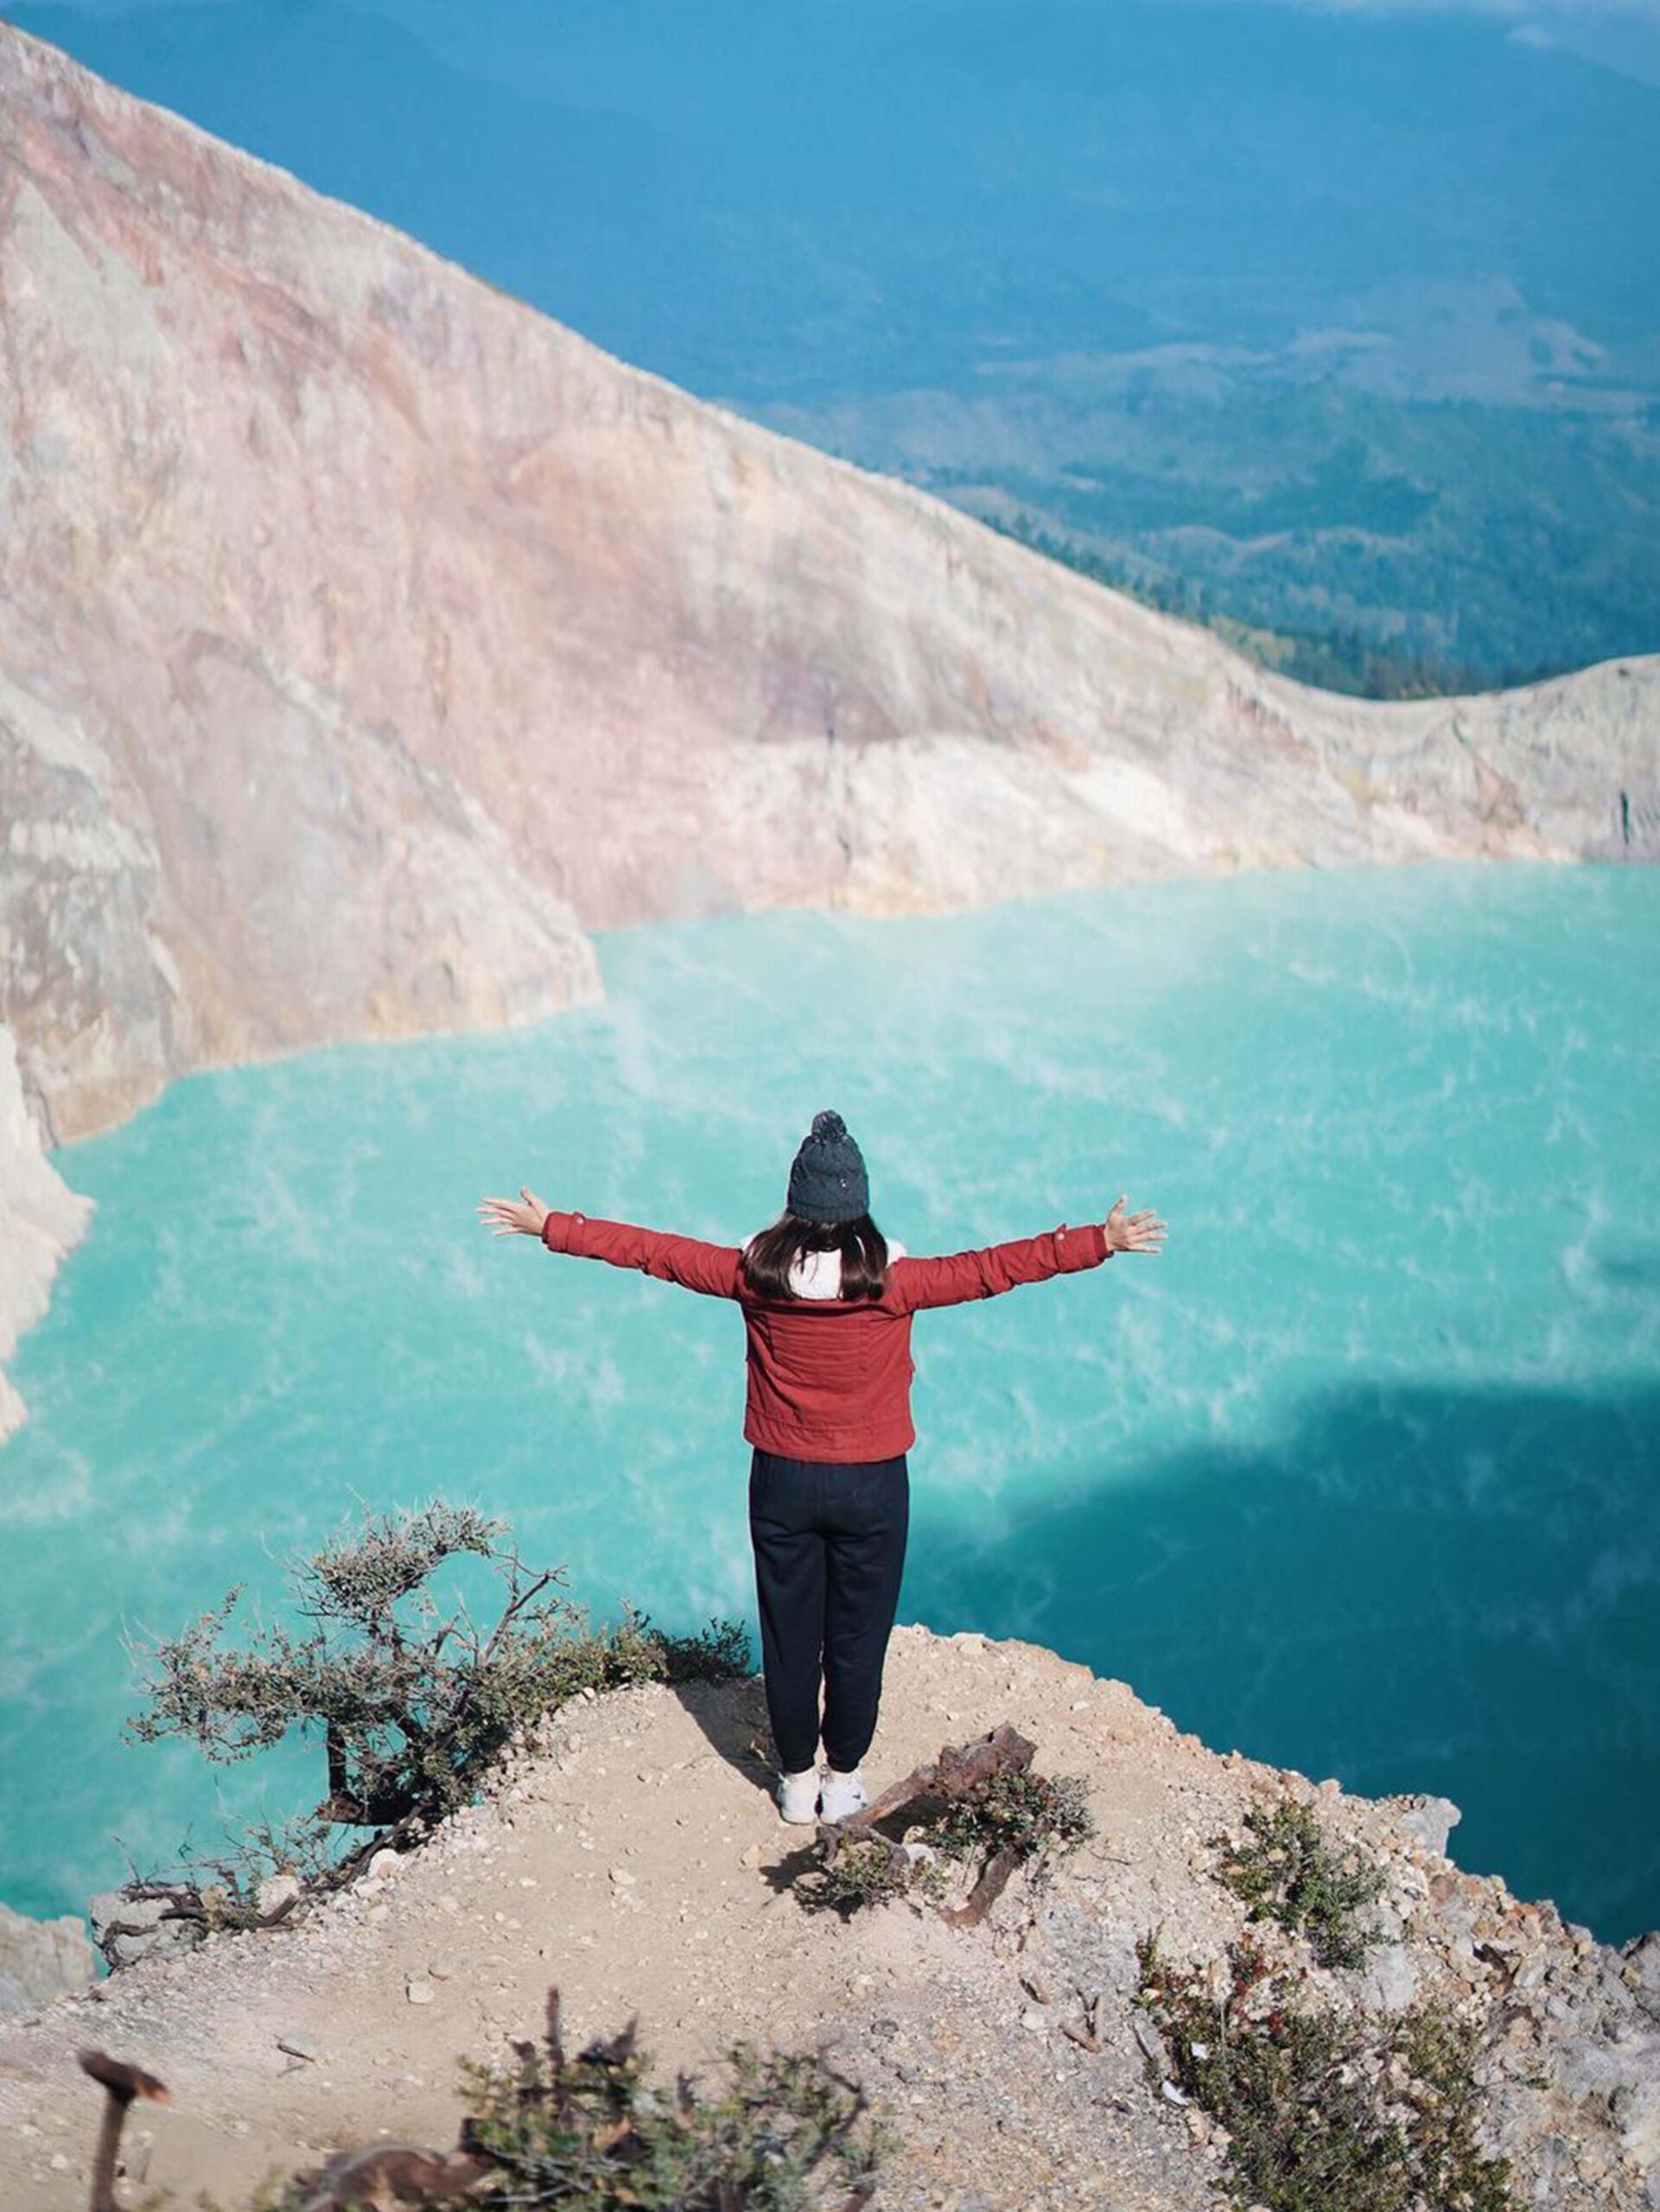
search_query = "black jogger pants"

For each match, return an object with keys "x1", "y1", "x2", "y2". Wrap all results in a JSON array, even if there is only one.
[{"x1": 747, "y1": 1446, "x2": 910, "y2": 1775}]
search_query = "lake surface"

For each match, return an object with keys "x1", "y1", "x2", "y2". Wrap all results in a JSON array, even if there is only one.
[{"x1": 3, "y1": 862, "x2": 1657, "y2": 1940}]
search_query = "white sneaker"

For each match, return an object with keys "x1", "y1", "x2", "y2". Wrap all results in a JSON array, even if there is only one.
[
  {"x1": 819, "y1": 1767, "x2": 868, "y2": 1822},
  {"x1": 776, "y1": 1766, "x2": 823, "y2": 1824}
]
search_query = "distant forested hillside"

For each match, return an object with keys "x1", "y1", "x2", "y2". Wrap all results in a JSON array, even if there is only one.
[{"x1": 17, "y1": 0, "x2": 1658, "y2": 693}]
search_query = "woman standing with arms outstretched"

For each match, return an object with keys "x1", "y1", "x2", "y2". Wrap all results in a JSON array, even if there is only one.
[{"x1": 480, "y1": 1110, "x2": 1166, "y2": 1825}]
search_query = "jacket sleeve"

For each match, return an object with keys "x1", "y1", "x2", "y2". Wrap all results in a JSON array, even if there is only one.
[
  {"x1": 540, "y1": 1211, "x2": 744, "y2": 1300},
  {"x1": 889, "y1": 1222, "x2": 1110, "y2": 1313}
]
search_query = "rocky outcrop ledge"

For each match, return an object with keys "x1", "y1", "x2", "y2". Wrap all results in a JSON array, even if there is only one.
[
  {"x1": 0, "y1": 1626, "x2": 1654, "y2": 2211},
  {"x1": 0, "y1": 1904, "x2": 93, "y2": 2022}
]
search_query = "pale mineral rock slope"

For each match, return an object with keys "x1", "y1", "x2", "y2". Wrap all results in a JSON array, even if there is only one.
[
  {"x1": 2, "y1": 12, "x2": 1657, "y2": 1430},
  {"x1": 0, "y1": 1025, "x2": 91, "y2": 1443},
  {"x1": 0, "y1": 1627, "x2": 1656, "y2": 2211}
]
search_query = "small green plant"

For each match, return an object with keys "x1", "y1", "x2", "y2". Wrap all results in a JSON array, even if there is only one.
[
  {"x1": 798, "y1": 1749, "x2": 1094, "y2": 1918},
  {"x1": 124, "y1": 1499, "x2": 749, "y2": 1900},
  {"x1": 799, "y1": 1838, "x2": 947, "y2": 1916},
  {"x1": 932, "y1": 1766, "x2": 1095, "y2": 1870},
  {"x1": 1398, "y1": 2000, "x2": 1520, "y2": 2212},
  {"x1": 461, "y1": 1989, "x2": 890, "y2": 2210},
  {"x1": 1135, "y1": 1931, "x2": 1517, "y2": 2212},
  {"x1": 1217, "y1": 1797, "x2": 1387, "y2": 1970}
]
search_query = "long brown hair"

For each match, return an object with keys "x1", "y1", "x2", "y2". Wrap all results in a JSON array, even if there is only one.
[{"x1": 741, "y1": 1211, "x2": 890, "y2": 1302}]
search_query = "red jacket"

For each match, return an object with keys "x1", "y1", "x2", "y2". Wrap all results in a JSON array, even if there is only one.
[{"x1": 539, "y1": 1210, "x2": 1112, "y2": 1462}]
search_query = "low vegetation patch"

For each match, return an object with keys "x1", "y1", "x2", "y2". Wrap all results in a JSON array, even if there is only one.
[
  {"x1": 86, "y1": 1987, "x2": 893, "y2": 2211},
  {"x1": 1215, "y1": 1797, "x2": 1387, "y2": 1971},
  {"x1": 806, "y1": 1835, "x2": 948, "y2": 1916},
  {"x1": 932, "y1": 1765, "x2": 1094, "y2": 1871},
  {"x1": 798, "y1": 1729, "x2": 1094, "y2": 1920},
  {"x1": 118, "y1": 1499, "x2": 749, "y2": 1930},
  {"x1": 1135, "y1": 1930, "x2": 1517, "y2": 2212},
  {"x1": 447, "y1": 1992, "x2": 892, "y2": 2212}
]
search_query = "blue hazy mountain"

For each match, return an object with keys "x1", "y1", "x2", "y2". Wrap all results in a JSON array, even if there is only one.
[{"x1": 14, "y1": 0, "x2": 1660, "y2": 689}]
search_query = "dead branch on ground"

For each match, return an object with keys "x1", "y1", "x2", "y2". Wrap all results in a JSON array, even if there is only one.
[{"x1": 815, "y1": 1723, "x2": 1039, "y2": 1925}]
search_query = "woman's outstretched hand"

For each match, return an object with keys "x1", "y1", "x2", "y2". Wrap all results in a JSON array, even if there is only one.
[
  {"x1": 478, "y1": 1187, "x2": 550, "y2": 1237},
  {"x1": 1104, "y1": 1195, "x2": 1166, "y2": 1255}
]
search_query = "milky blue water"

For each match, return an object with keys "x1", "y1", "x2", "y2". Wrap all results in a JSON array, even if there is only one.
[{"x1": 3, "y1": 863, "x2": 1657, "y2": 1942}]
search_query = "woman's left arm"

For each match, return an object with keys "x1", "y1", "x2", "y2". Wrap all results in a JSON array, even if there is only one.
[{"x1": 479, "y1": 1189, "x2": 743, "y2": 1300}]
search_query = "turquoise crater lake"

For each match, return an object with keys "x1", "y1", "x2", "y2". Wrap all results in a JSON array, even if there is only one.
[{"x1": 3, "y1": 862, "x2": 1657, "y2": 1941}]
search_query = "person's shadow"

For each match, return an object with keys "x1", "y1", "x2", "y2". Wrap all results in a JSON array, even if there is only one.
[
  {"x1": 668, "y1": 1672, "x2": 876, "y2": 1897},
  {"x1": 668, "y1": 1669, "x2": 775, "y2": 1794}
]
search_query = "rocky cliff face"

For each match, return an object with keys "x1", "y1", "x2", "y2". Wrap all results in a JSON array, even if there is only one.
[
  {"x1": 0, "y1": 1901, "x2": 92, "y2": 2018},
  {"x1": 0, "y1": 1024, "x2": 92, "y2": 1444},
  {"x1": 2, "y1": 19, "x2": 1657, "y2": 1428}
]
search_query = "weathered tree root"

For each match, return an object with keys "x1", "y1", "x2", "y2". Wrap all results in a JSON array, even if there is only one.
[
  {"x1": 286, "y1": 2144, "x2": 497, "y2": 2210},
  {"x1": 816, "y1": 1724, "x2": 1038, "y2": 1926},
  {"x1": 96, "y1": 1878, "x2": 302, "y2": 1949},
  {"x1": 940, "y1": 1844, "x2": 1025, "y2": 1929},
  {"x1": 98, "y1": 1819, "x2": 428, "y2": 1973},
  {"x1": 79, "y1": 2050, "x2": 169, "y2": 2212}
]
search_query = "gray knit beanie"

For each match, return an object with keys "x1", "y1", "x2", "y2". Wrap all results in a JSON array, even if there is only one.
[{"x1": 786, "y1": 1109, "x2": 869, "y2": 1224}]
